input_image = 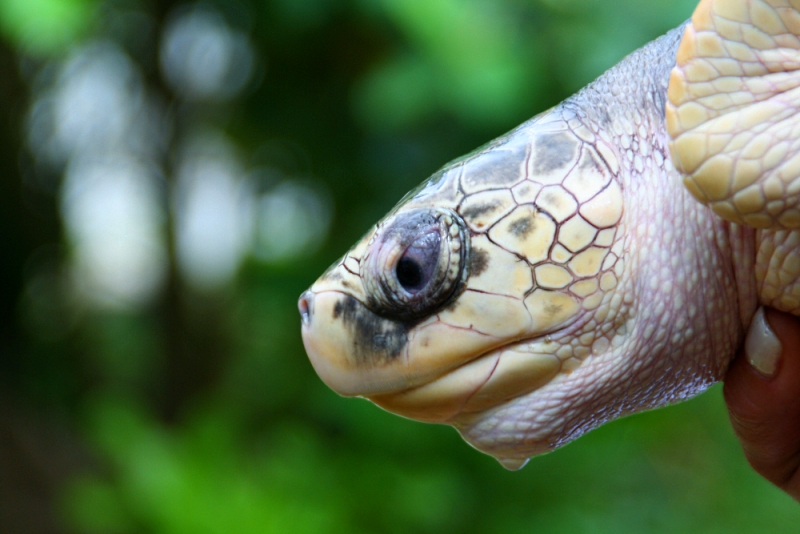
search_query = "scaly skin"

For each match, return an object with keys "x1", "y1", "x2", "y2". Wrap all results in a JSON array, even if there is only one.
[
  {"x1": 453, "y1": 25, "x2": 754, "y2": 467},
  {"x1": 300, "y1": 4, "x2": 798, "y2": 469},
  {"x1": 668, "y1": 0, "x2": 800, "y2": 315}
]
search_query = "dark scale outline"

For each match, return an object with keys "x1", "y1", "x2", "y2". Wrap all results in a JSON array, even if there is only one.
[{"x1": 317, "y1": 107, "x2": 630, "y2": 373}]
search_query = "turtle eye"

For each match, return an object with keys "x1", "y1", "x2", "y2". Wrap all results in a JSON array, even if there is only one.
[
  {"x1": 362, "y1": 208, "x2": 469, "y2": 322},
  {"x1": 396, "y1": 232, "x2": 441, "y2": 293}
]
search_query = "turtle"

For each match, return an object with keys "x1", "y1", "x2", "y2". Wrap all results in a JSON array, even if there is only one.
[{"x1": 298, "y1": 0, "x2": 800, "y2": 470}]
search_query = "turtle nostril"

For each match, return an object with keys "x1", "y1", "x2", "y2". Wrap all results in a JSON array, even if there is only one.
[{"x1": 298, "y1": 291, "x2": 313, "y2": 326}]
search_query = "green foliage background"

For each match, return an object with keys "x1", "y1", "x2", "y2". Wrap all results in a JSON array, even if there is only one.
[{"x1": 1, "y1": 0, "x2": 799, "y2": 532}]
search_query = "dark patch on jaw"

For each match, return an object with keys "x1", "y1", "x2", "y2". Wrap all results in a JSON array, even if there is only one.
[
  {"x1": 333, "y1": 296, "x2": 408, "y2": 364},
  {"x1": 509, "y1": 215, "x2": 534, "y2": 239},
  {"x1": 532, "y1": 133, "x2": 577, "y2": 174},
  {"x1": 462, "y1": 202, "x2": 499, "y2": 220},
  {"x1": 469, "y1": 248, "x2": 490, "y2": 277}
]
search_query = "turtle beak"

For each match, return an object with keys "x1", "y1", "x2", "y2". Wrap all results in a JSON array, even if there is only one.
[
  {"x1": 299, "y1": 289, "x2": 358, "y2": 395},
  {"x1": 298, "y1": 289, "x2": 415, "y2": 396}
]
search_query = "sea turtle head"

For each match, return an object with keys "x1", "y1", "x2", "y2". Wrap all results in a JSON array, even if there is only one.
[{"x1": 298, "y1": 111, "x2": 633, "y2": 468}]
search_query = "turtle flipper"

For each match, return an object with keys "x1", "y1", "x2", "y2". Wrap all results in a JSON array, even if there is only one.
[{"x1": 667, "y1": 0, "x2": 800, "y2": 229}]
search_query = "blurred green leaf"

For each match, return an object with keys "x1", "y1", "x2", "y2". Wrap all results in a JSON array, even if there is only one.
[
  {"x1": 0, "y1": 0, "x2": 96, "y2": 54},
  {"x1": 63, "y1": 477, "x2": 129, "y2": 534},
  {"x1": 356, "y1": 0, "x2": 542, "y2": 129},
  {"x1": 353, "y1": 54, "x2": 436, "y2": 131}
]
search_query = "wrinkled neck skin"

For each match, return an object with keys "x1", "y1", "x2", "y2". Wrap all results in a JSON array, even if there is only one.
[{"x1": 455, "y1": 23, "x2": 760, "y2": 464}]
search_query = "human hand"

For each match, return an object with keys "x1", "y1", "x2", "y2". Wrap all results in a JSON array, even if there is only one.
[{"x1": 724, "y1": 307, "x2": 800, "y2": 502}]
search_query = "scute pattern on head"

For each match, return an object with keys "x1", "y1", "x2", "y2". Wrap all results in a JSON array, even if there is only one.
[
  {"x1": 443, "y1": 122, "x2": 624, "y2": 342},
  {"x1": 367, "y1": 111, "x2": 631, "y2": 415}
]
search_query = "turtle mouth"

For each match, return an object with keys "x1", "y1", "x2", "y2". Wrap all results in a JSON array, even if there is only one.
[
  {"x1": 300, "y1": 289, "x2": 418, "y2": 396},
  {"x1": 300, "y1": 286, "x2": 564, "y2": 421},
  {"x1": 300, "y1": 286, "x2": 563, "y2": 419},
  {"x1": 367, "y1": 336, "x2": 561, "y2": 423}
]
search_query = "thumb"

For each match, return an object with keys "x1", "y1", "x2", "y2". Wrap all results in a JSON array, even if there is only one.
[{"x1": 724, "y1": 307, "x2": 800, "y2": 502}]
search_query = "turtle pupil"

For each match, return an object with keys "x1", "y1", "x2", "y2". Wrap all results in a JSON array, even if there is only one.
[
  {"x1": 394, "y1": 231, "x2": 441, "y2": 293},
  {"x1": 396, "y1": 257, "x2": 423, "y2": 290}
]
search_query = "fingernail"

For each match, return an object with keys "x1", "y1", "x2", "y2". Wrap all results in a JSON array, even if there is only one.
[{"x1": 745, "y1": 307, "x2": 782, "y2": 378}]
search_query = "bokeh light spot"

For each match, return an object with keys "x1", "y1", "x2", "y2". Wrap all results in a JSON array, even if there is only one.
[{"x1": 160, "y1": 6, "x2": 254, "y2": 101}]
